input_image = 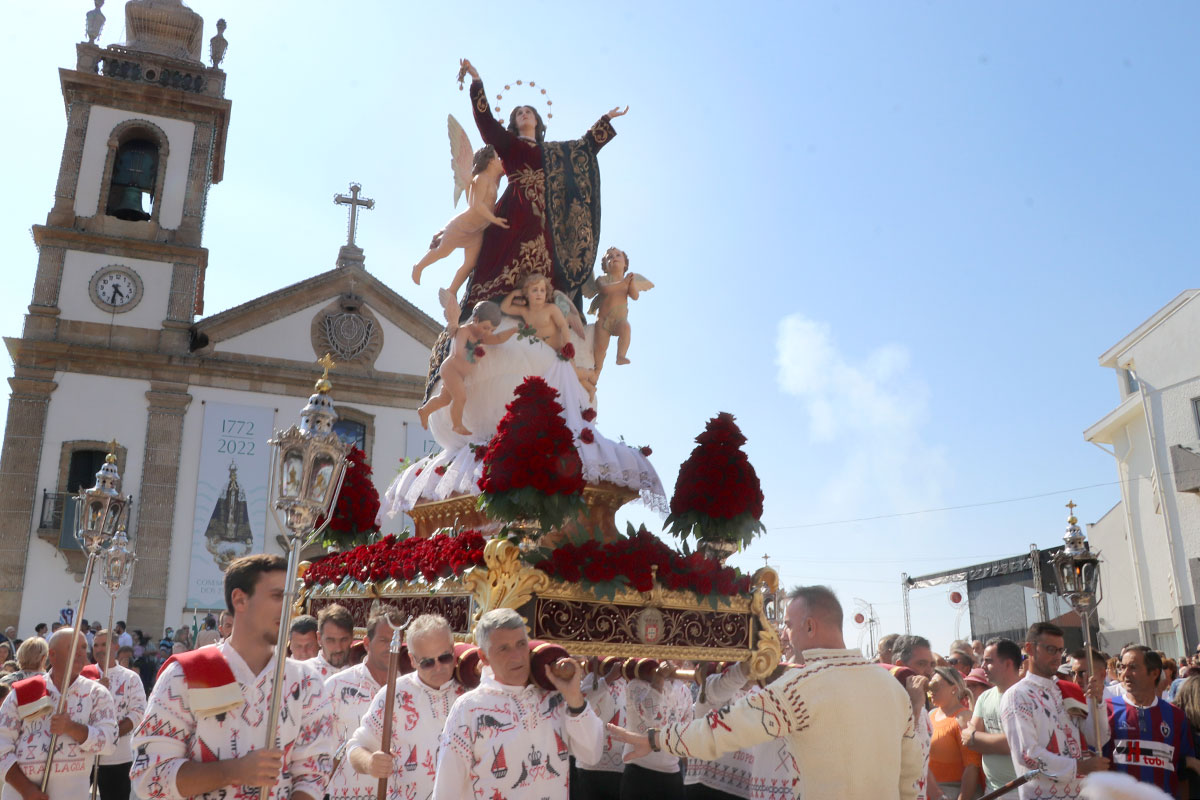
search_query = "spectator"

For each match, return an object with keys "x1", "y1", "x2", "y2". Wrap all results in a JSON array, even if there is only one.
[
  {"x1": 0, "y1": 636, "x2": 49, "y2": 686},
  {"x1": 972, "y1": 640, "x2": 985, "y2": 661},
  {"x1": 948, "y1": 650, "x2": 974, "y2": 678},
  {"x1": 172, "y1": 625, "x2": 192, "y2": 650},
  {"x1": 34, "y1": 622, "x2": 47, "y2": 639},
  {"x1": 218, "y1": 610, "x2": 233, "y2": 640},
  {"x1": 894, "y1": 634, "x2": 936, "y2": 799},
  {"x1": 194, "y1": 614, "x2": 220, "y2": 648},
  {"x1": 877, "y1": 632, "x2": 900, "y2": 665},
  {"x1": 1, "y1": 661, "x2": 16, "y2": 675},
  {"x1": 928, "y1": 666, "x2": 982, "y2": 800},
  {"x1": 1161, "y1": 658, "x2": 1179, "y2": 701},
  {"x1": 0, "y1": 642, "x2": 11, "y2": 665},
  {"x1": 1172, "y1": 675, "x2": 1200, "y2": 796},
  {"x1": 115, "y1": 620, "x2": 133, "y2": 649},
  {"x1": 964, "y1": 668, "x2": 991, "y2": 703},
  {"x1": 81, "y1": 618, "x2": 93, "y2": 649},
  {"x1": 966, "y1": 638, "x2": 1023, "y2": 795},
  {"x1": 116, "y1": 646, "x2": 134, "y2": 669},
  {"x1": 1104, "y1": 644, "x2": 1193, "y2": 796},
  {"x1": 50, "y1": 622, "x2": 62, "y2": 634}
]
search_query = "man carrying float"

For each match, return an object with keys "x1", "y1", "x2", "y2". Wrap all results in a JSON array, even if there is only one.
[
  {"x1": 323, "y1": 606, "x2": 409, "y2": 800},
  {"x1": 432, "y1": 609, "x2": 603, "y2": 799},
  {"x1": 347, "y1": 614, "x2": 465, "y2": 799},
  {"x1": 130, "y1": 554, "x2": 335, "y2": 800},
  {"x1": 0, "y1": 628, "x2": 117, "y2": 800}
]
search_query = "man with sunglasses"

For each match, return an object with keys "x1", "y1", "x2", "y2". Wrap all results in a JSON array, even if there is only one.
[
  {"x1": 999, "y1": 622, "x2": 1110, "y2": 799},
  {"x1": 325, "y1": 606, "x2": 407, "y2": 800},
  {"x1": 347, "y1": 614, "x2": 465, "y2": 800}
]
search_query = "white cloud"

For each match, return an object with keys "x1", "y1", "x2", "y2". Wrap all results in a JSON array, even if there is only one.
[{"x1": 775, "y1": 313, "x2": 946, "y2": 514}]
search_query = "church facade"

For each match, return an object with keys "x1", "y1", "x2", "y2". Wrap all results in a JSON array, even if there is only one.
[{"x1": 0, "y1": 1, "x2": 439, "y2": 636}]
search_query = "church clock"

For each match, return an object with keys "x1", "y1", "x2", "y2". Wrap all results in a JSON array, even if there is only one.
[{"x1": 88, "y1": 265, "x2": 143, "y2": 312}]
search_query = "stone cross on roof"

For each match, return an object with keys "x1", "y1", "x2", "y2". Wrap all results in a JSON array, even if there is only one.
[{"x1": 333, "y1": 182, "x2": 374, "y2": 248}]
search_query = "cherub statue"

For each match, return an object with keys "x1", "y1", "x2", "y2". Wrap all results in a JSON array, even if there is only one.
[
  {"x1": 501, "y1": 273, "x2": 569, "y2": 350},
  {"x1": 85, "y1": 0, "x2": 105, "y2": 45},
  {"x1": 588, "y1": 247, "x2": 653, "y2": 369},
  {"x1": 418, "y1": 301, "x2": 516, "y2": 436},
  {"x1": 413, "y1": 115, "x2": 509, "y2": 328}
]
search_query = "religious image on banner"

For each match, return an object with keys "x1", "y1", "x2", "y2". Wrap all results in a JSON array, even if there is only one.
[{"x1": 188, "y1": 403, "x2": 275, "y2": 608}]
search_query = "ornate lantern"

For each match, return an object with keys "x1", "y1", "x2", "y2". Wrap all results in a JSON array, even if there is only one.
[
  {"x1": 268, "y1": 355, "x2": 351, "y2": 539},
  {"x1": 259, "y1": 356, "x2": 351, "y2": 796},
  {"x1": 43, "y1": 443, "x2": 132, "y2": 790},
  {"x1": 100, "y1": 527, "x2": 137, "y2": 593},
  {"x1": 1049, "y1": 500, "x2": 1103, "y2": 748}
]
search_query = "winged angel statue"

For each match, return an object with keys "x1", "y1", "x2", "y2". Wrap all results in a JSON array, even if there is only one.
[{"x1": 412, "y1": 115, "x2": 510, "y2": 329}]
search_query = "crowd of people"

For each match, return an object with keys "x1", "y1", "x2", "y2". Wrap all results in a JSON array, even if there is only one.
[{"x1": 1, "y1": 560, "x2": 1198, "y2": 800}]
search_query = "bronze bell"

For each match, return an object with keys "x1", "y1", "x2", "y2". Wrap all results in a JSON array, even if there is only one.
[{"x1": 107, "y1": 185, "x2": 150, "y2": 221}]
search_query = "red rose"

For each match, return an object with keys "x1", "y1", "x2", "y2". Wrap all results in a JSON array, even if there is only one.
[
  {"x1": 475, "y1": 346, "x2": 486, "y2": 358},
  {"x1": 559, "y1": 342, "x2": 576, "y2": 361},
  {"x1": 414, "y1": 468, "x2": 422, "y2": 476},
  {"x1": 581, "y1": 407, "x2": 597, "y2": 422},
  {"x1": 640, "y1": 445, "x2": 652, "y2": 457},
  {"x1": 434, "y1": 465, "x2": 447, "y2": 476},
  {"x1": 579, "y1": 428, "x2": 594, "y2": 444}
]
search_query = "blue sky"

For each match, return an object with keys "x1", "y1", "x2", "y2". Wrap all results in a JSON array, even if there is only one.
[{"x1": 3, "y1": 2, "x2": 1198, "y2": 651}]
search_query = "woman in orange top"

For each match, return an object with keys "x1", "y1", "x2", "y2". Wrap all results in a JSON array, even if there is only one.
[{"x1": 928, "y1": 665, "x2": 982, "y2": 800}]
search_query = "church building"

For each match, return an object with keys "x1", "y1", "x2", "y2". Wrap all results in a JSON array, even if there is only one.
[{"x1": 0, "y1": 0, "x2": 439, "y2": 637}]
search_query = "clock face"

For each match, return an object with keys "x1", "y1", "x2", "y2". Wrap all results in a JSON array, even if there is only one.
[{"x1": 89, "y1": 266, "x2": 143, "y2": 313}]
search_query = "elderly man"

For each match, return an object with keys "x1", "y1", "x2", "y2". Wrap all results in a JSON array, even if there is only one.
[
  {"x1": 90, "y1": 629, "x2": 148, "y2": 800},
  {"x1": 433, "y1": 608, "x2": 603, "y2": 799},
  {"x1": 216, "y1": 612, "x2": 233, "y2": 642},
  {"x1": 0, "y1": 628, "x2": 117, "y2": 800},
  {"x1": 307, "y1": 605, "x2": 353, "y2": 679},
  {"x1": 1000, "y1": 622, "x2": 1109, "y2": 800},
  {"x1": 348, "y1": 614, "x2": 465, "y2": 799},
  {"x1": 131, "y1": 554, "x2": 335, "y2": 800},
  {"x1": 611, "y1": 585, "x2": 923, "y2": 798},
  {"x1": 892, "y1": 634, "x2": 936, "y2": 800}
]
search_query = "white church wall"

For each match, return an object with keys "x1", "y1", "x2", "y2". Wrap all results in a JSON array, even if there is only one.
[
  {"x1": 373, "y1": 316, "x2": 442, "y2": 375},
  {"x1": 58, "y1": 249, "x2": 174, "y2": 328},
  {"x1": 215, "y1": 304, "x2": 336, "y2": 363},
  {"x1": 74, "y1": 105, "x2": 195, "y2": 229},
  {"x1": 1088, "y1": 503, "x2": 1143, "y2": 642},
  {"x1": 19, "y1": 373, "x2": 150, "y2": 636}
]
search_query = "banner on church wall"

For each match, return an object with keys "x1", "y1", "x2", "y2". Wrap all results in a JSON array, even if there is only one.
[{"x1": 187, "y1": 402, "x2": 275, "y2": 609}]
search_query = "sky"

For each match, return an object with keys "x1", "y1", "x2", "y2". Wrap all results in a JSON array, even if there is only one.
[{"x1": 3, "y1": 1, "x2": 1199, "y2": 654}]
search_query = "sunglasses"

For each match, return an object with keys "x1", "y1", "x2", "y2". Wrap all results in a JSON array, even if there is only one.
[{"x1": 417, "y1": 651, "x2": 455, "y2": 670}]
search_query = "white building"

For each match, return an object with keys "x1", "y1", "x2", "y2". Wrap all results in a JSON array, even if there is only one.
[
  {"x1": 0, "y1": 2, "x2": 439, "y2": 638},
  {"x1": 1085, "y1": 289, "x2": 1200, "y2": 656}
]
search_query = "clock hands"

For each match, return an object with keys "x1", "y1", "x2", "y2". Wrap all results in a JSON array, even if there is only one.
[{"x1": 109, "y1": 284, "x2": 124, "y2": 304}]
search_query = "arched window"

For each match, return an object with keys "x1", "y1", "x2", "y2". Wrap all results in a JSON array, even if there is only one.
[{"x1": 105, "y1": 138, "x2": 159, "y2": 221}]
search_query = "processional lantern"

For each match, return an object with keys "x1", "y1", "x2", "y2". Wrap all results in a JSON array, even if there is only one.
[
  {"x1": 1049, "y1": 500, "x2": 1104, "y2": 750},
  {"x1": 1050, "y1": 500, "x2": 1102, "y2": 613},
  {"x1": 100, "y1": 527, "x2": 137, "y2": 592},
  {"x1": 43, "y1": 443, "x2": 132, "y2": 790},
  {"x1": 259, "y1": 355, "x2": 352, "y2": 800}
]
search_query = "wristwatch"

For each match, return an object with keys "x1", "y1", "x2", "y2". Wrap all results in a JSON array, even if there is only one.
[{"x1": 647, "y1": 728, "x2": 661, "y2": 752}]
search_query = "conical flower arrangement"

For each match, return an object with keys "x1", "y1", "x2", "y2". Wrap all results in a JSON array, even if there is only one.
[
  {"x1": 477, "y1": 376, "x2": 586, "y2": 532},
  {"x1": 665, "y1": 412, "x2": 765, "y2": 549}
]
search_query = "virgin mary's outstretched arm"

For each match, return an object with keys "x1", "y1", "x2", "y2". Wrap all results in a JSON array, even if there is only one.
[{"x1": 469, "y1": 78, "x2": 518, "y2": 155}]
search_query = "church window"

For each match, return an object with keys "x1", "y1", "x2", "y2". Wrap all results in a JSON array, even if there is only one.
[
  {"x1": 333, "y1": 418, "x2": 367, "y2": 451},
  {"x1": 1192, "y1": 397, "x2": 1200, "y2": 440},
  {"x1": 105, "y1": 137, "x2": 159, "y2": 221}
]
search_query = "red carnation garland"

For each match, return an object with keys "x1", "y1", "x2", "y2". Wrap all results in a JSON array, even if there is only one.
[
  {"x1": 664, "y1": 412, "x2": 765, "y2": 548},
  {"x1": 320, "y1": 446, "x2": 381, "y2": 549},
  {"x1": 303, "y1": 530, "x2": 486, "y2": 586},
  {"x1": 477, "y1": 376, "x2": 585, "y2": 532}
]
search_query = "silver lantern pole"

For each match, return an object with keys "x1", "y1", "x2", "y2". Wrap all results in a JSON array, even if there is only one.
[
  {"x1": 1050, "y1": 500, "x2": 1104, "y2": 751},
  {"x1": 258, "y1": 355, "x2": 351, "y2": 800},
  {"x1": 42, "y1": 443, "x2": 132, "y2": 791},
  {"x1": 90, "y1": 526, "x2": 137, "y2": 800}
]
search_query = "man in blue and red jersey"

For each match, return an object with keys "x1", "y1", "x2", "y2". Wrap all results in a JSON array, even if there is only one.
[{"x1": 1105, "y1": 644, "x2": 1194, "y2": 798}]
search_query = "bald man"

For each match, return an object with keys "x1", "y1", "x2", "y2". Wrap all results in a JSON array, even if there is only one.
[{"x1": 0, "y1": 628, "x2": 117, "y2": 800}]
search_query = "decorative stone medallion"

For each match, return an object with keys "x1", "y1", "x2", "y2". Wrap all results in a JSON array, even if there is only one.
[
  {"x1": 312, "y1": 293, "x2": 382, "y2": 365},
  {"x1": 636, "y1": 607, "x2": 666, "y2": 645}
]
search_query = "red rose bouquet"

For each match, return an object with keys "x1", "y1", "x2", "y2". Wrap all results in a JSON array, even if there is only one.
[
  {"x1": 477, "y1": 376, "x2": 585, "y2": 532},
  {"x1": 320, "y1": 446, "x2": 381, "y2": 549},
  {"x1": 664, "y1": 412, "x2": 765, "y2": 548}
]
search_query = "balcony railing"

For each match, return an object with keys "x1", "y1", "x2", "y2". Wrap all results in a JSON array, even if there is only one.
[{"x1": 39, "y1": 490, "x2": 136, "y2": 551}]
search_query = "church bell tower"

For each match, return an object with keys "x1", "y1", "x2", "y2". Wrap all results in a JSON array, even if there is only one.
[{"x1": 0, "y1": 0, "x2": 231, "y2": 625}]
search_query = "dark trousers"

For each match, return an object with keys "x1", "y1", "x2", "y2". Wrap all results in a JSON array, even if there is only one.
[
  {"x1": 620, "y1": 763, "x2": 684, "y2": 800},
  {"x1": 572, "y1": 763, "x2": 622, "y2": 800},
  {"x1": 95, "y1": 762, "x2": 131, "y2": 800},
  {"x1": 685, "y1": 783, "x2": 742, "y2": 800}
]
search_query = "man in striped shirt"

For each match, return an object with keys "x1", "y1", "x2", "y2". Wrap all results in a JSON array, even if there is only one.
[{"x1": 1105, "y1": 645, "x2": 1193, "y2": 798}]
